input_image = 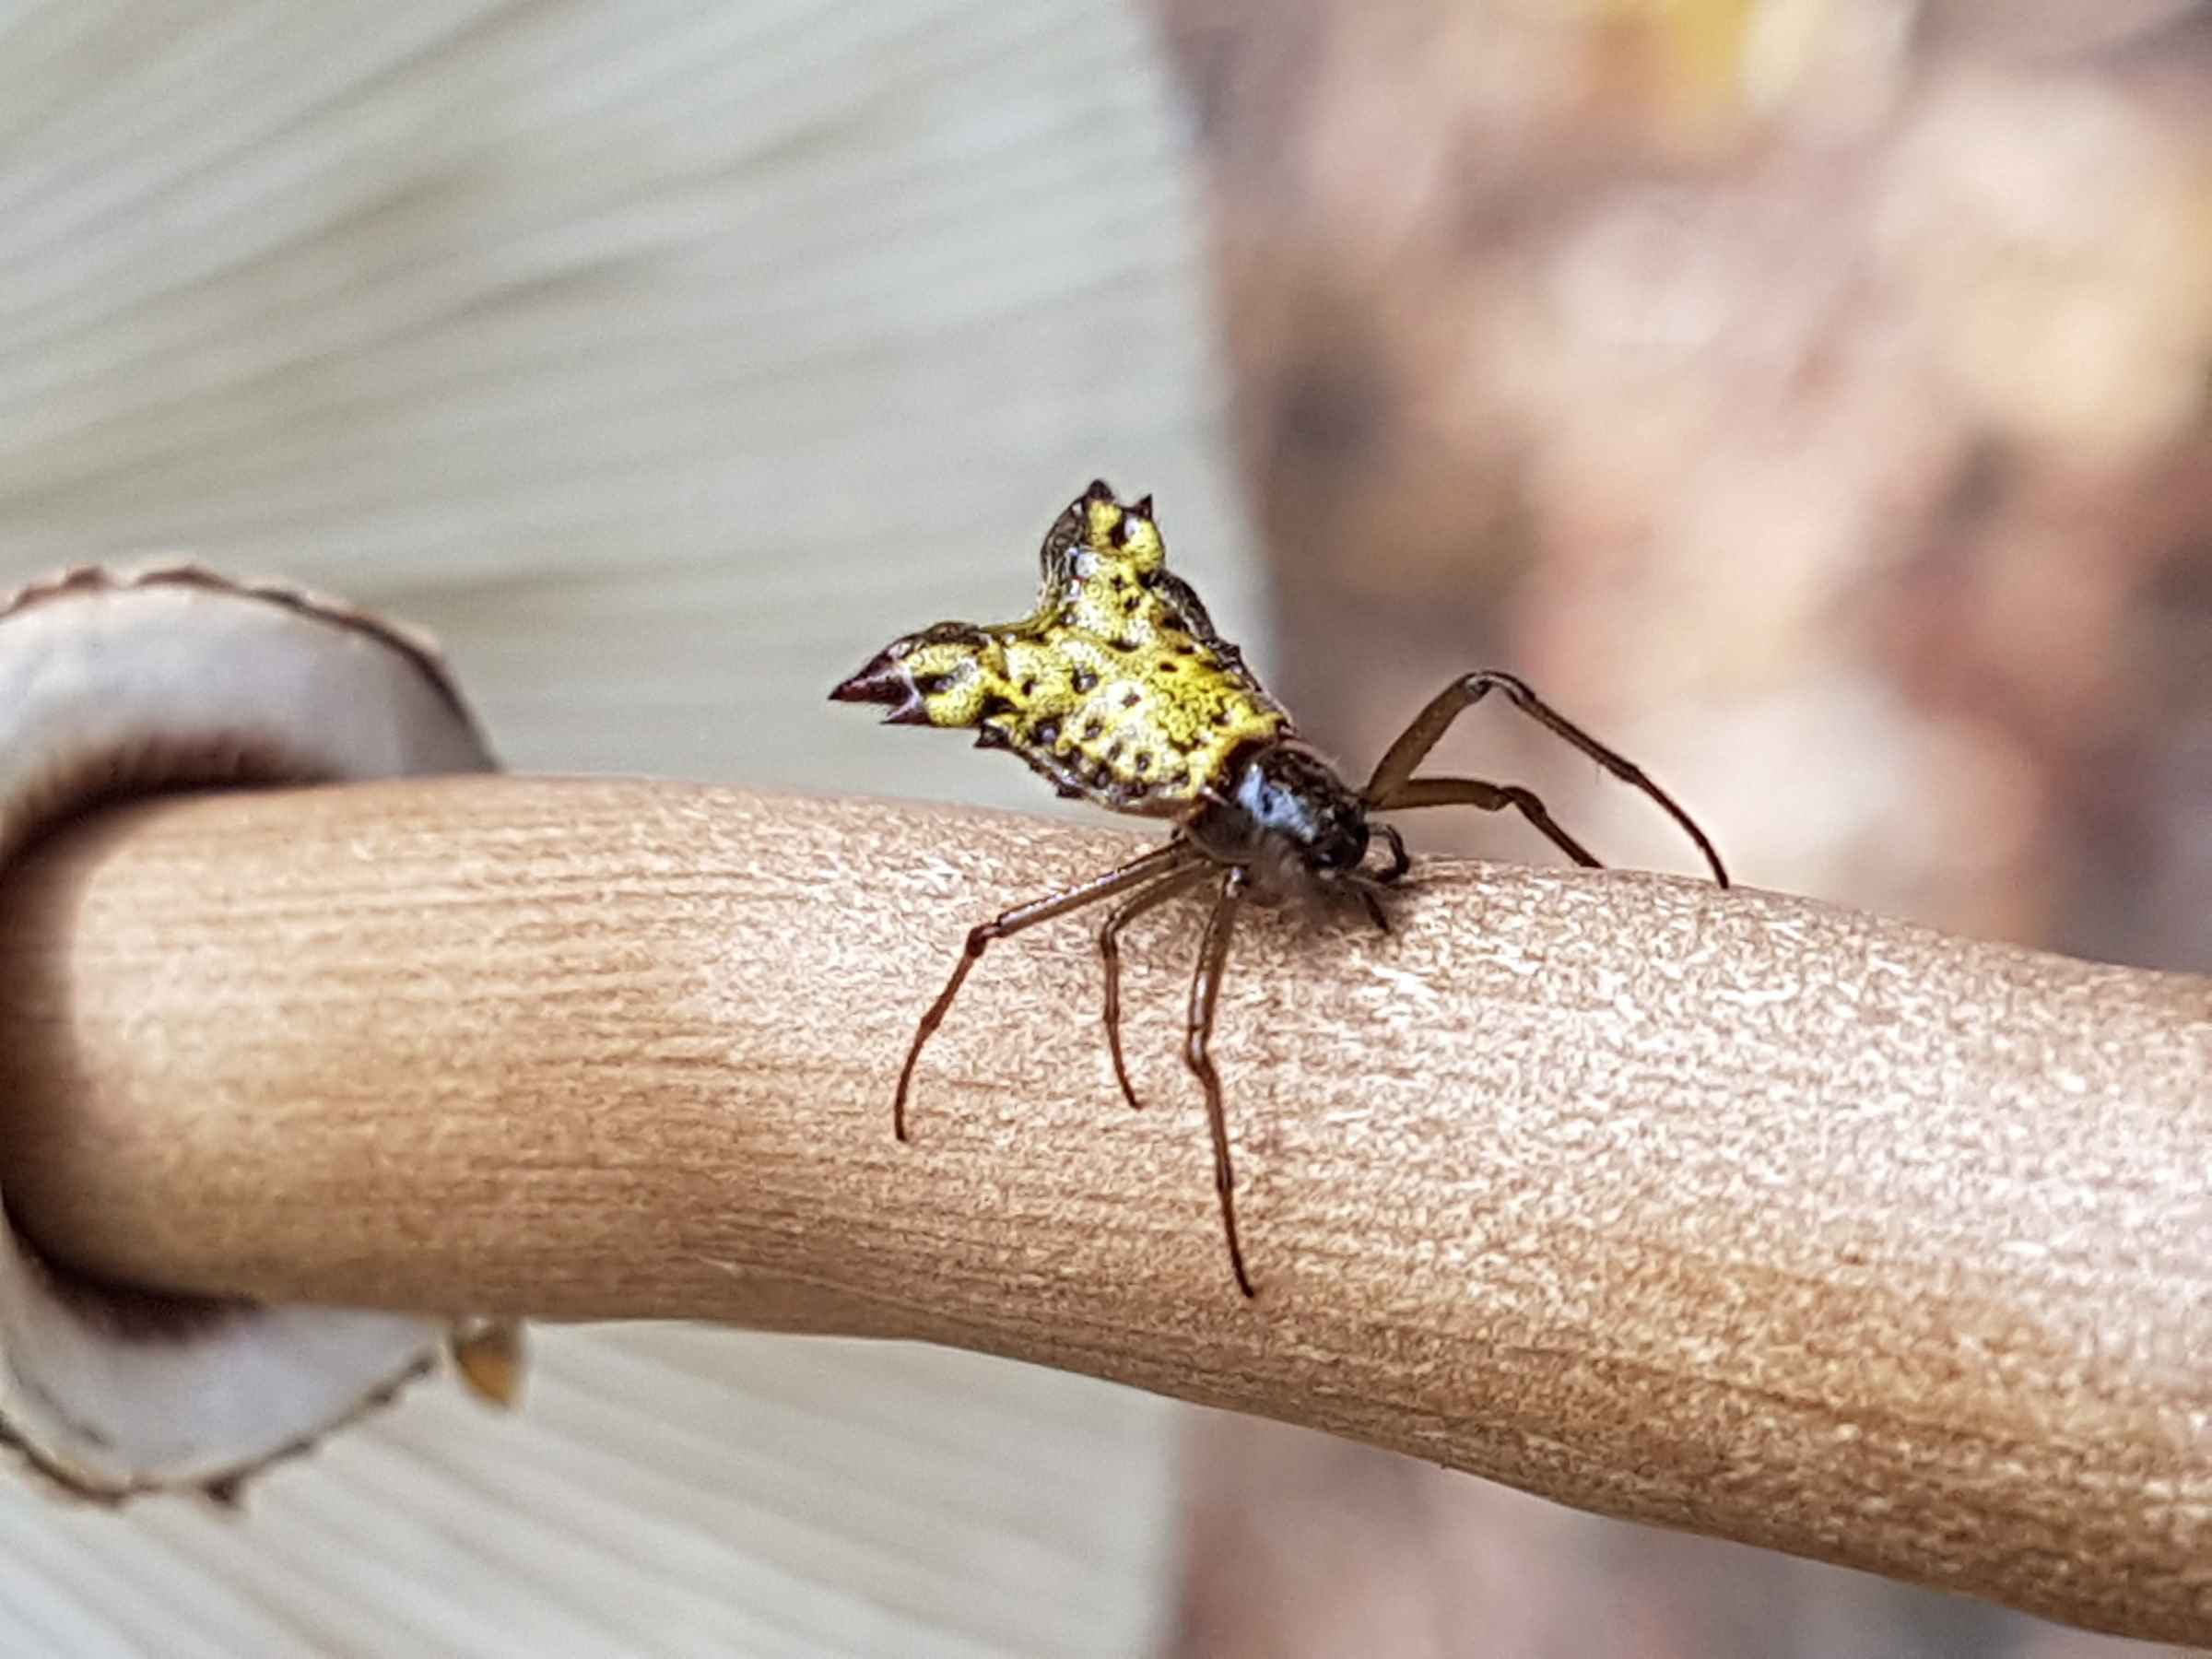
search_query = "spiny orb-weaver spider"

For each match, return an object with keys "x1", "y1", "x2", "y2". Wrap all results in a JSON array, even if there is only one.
[{"x1": 831, "y1": 480, "x2": 1728, "y2": 1297}]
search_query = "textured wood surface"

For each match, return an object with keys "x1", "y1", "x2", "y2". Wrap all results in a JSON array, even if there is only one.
[
  {"x1": 0, "y1": 1322, "x2": 1171, "y2": 1658},
  {"x1": 3, "y1": 777, "x2": 2206, "y2": 1644},
  {"x1": 0, "y1": 1, "x2": 1218, "y2": 1648}
]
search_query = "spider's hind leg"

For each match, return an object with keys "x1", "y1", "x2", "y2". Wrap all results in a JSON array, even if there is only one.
[
  {"x1": 1182, "y1": 865, "x2": 1256, "y2": 1298},
  {"x1": 1098, "y1": 865, "x2": 1212, "y2": 1112},
  {"x1": 894, "y1": 843, "x2": 1191, "y2": 1140}
]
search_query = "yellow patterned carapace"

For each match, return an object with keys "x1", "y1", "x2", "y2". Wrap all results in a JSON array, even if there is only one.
[
  {"x1": 830, "y1": 480, "x2": 1287, "y2": 813},
  {"x1": 832, "y1": 481, "x2": 1729, "y2": 1299}
]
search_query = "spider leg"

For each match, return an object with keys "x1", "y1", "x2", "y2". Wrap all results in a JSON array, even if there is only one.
[
  {"x1": 1099, "y1": 865, "x2": 1213, "y2": 1112},
  {"x1": 1374, "y1": 775, "x2": 1603, "y2": 869},
  {"x1": 1363, "y1": 669, "x2": 1728, "y2": 887},
  {"x1": 1373, "y1": 823, "x2": 1409, "y2": 884},
  {"x1": 1183, "y1": 865, "x2": 1255, "y2": 1298},
  {"x1": 895, "y1": 842, "x2": 1191, "y2": 1141}
]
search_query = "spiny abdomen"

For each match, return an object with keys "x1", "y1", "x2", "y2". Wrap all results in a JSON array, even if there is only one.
[{"x1": 830, "y1": 482, "x2": 1291, "y2": 812}]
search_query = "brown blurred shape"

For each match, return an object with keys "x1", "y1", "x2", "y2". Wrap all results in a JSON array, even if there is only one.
[{"x1": 1155, "y1": 2, "x2": 2212, "y2": 1653}]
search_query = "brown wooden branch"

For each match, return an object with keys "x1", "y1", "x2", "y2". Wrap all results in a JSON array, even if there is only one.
[{"x1": 0, "y1": 777, "x2": 2206, "y2": 1643}]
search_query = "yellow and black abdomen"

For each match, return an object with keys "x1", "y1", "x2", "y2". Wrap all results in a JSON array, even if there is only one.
[
  {"x1": 983, "y1": 627, "x2": 1286, "y2": 813},
  {"x1": 830, "y1": 482, "x2": 1291, "y2": 816}
]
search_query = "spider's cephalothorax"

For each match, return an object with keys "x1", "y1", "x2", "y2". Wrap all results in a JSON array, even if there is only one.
[{"x1": 831, "y1": 480, "x2": 1728, "y2": 1297}]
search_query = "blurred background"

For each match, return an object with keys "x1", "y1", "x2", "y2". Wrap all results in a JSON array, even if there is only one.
[{"x1": 0, "y1": 1, "x2": 2205, "y2": 1654}]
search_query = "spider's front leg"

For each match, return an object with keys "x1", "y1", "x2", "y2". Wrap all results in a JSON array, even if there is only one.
[
  {"x1": 1364, "y1": 670, "x2": 1727, "y2": 886},
  {"x1": 1375, "y1": 776, "x2": 1602, "y2": 869},
  {"x1": 1373, "y1": 823, "x2": 1409, "y2": 884}
]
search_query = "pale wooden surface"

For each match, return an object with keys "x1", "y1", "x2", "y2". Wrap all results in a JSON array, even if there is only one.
[
  {"x1": 0, "y1": 0, "x2": 1228, "y2": 1652},
  {"x1": 4, "y1": 779, "x2": 2208, "y2": 1645},
  {"x1": 8, "y1": 1324, "x2": 1167, "y2": 1658}
]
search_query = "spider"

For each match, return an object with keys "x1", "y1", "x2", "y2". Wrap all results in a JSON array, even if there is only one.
[{"x1": 830, "y1": 480, "x2": 1728, "y2": 1296}]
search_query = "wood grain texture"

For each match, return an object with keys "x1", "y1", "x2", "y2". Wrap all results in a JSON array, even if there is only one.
[
  {"x1": 0, "y1": 0, "x2": 1264, "y2": 804},
  {"x1": 0, "y1": 1323, "x2": 1172, "y2": 1659},
  {"x1": 0, "y1": 0, "x2": 1226, "y2": 1646},
  {"x1": 0, "y1": 777, "x2": 2206, "y2": 1644}
]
